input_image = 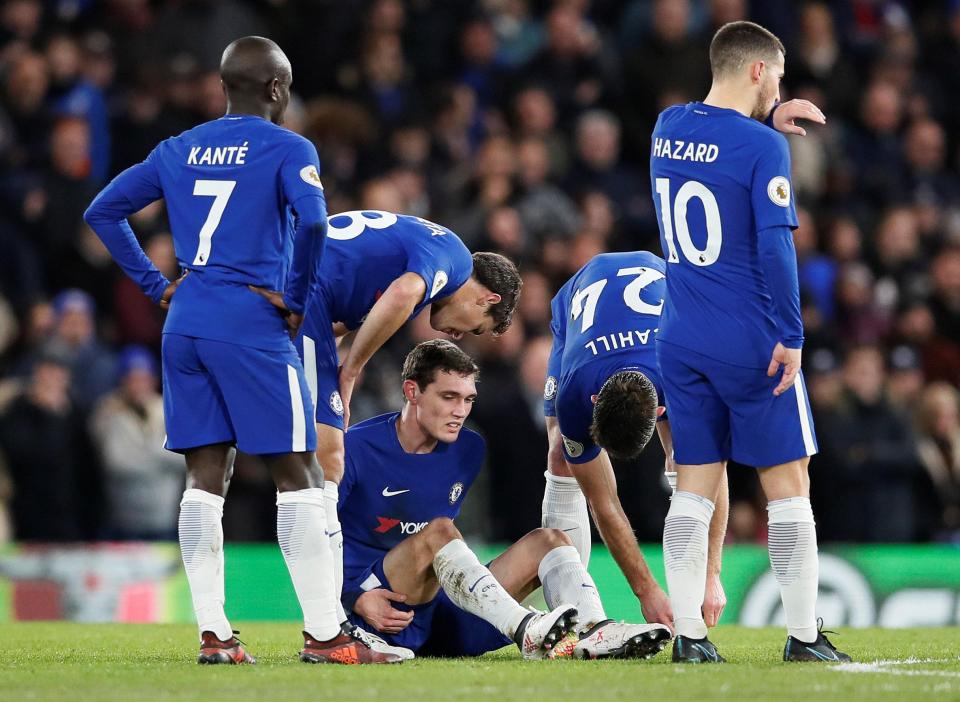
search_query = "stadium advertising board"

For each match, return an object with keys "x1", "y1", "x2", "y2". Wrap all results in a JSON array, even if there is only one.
[{"x1": 0, "y1": 544, "x2": 958, "y2": 627}]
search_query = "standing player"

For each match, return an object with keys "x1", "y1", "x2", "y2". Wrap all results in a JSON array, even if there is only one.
[
  {"x1": 540, "y1": 251, "x2": 728, "y2": 632},
  {"x1": 84, "y1": 37, "x2": 400, "y2": 665},
  {"x1": 651, "y1": 21, "x2": 850, "y2": 662},
  {"x1": 340, "y1": 339, "x2": 672, "y2": 659},
  {"x1": 284, "y1": 211, "x2": 521, "y2": 628}
]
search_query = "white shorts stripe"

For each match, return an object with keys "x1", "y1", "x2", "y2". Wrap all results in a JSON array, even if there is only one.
[
  {"x1": 302, "y1": 335, "x2": 318, "y2": 413},
  {"x1": 287, "y1": 364, "x2": 307, "y2": 452},
  {"x1": 793, "y1": 373, "x2": 816, "y2": 456}
]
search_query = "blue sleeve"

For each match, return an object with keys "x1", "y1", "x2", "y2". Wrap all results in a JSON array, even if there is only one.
[
  {"x1": 758, "y1": 225, "x2": 804, "y2": 349},
  {"x1": 280, "y1": 138, "x2": 328, "y2": 314},
  {"x1": 543, "y1": 292, "x2": 567, "y2": 417},
  {"x1": 406, "y1": 229, "x2": 472, "y2": 304},
  {"x1": 750, "y1": 134, "x2": 798, "y2": 233},
  {"x1": 83, "y1": 154, "x2": 170, "y2": 303},
  {"x1": 763, "y1": 101, "x2": 780, "y2": 129}
]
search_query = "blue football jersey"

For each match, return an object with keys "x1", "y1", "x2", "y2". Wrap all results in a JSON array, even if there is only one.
[
  {"x1": 312, "y1": 211, "x2": 474, "y2": 330},
  {"x1": 650, "y1": 102, "x2": 799, "y2": 369},
  {"x1": 107, "y1": 114, "x2": 326, "y2": 351},
  {"x1": 544, "y1": 252, "x2": 666, "y2": 464},
  {"x1": 339, "y1": 412, "x2": 484, "y2": 582}
]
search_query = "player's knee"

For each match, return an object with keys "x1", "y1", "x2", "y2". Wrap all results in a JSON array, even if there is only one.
[
  {"x1": 316, "y1": 444, "x2": 345, "y2": 484},
  {"x1": 422, "y1": 517, "x2": 462, "y2": 551},
  {"x1": 535, "y1": 527, "x2": 573, "y2": 550}
]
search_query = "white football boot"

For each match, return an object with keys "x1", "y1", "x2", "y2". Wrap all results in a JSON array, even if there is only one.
[
  {"x1": 518, "y1": 604, "x2": 578, "y2": 660},
  {"x1": 572, "y1": 620, "x2": 672, "y2": 660},
  {"x1": 347, "y1": 624, "x2": 416, "y2": 661}
]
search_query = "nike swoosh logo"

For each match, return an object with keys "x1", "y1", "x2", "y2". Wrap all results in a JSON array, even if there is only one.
[
  {"x1": 468, "y1": 575, "x2": 490, "y2": 593},
  {"x1": 382, "y1": 488, "x2": 410, "y2": 497}
]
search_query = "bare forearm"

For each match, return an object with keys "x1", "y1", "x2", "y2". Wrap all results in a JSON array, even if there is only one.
[
  {"x1": 706, "y1": 468, "x2": 729, "y2": 577},
  {"x1": 342, "y1": 274, "x2": 423, "y2": 376},
  {"x1": 590, "y1": 500, "x2": 658, "y2": 597}
]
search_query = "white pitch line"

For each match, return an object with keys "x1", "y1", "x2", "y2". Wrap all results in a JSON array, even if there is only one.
[{"x1": 832, "y1": 659, "x2": 960, "y2": 679}]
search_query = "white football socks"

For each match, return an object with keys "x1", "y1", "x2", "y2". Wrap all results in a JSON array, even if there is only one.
[
  {"x1": 538, "y1": 545, "x2": 605, "y2": 632},
  {"x1": 323, "y1": 481, "x2": 348, "y2": 623},
  {"x1": 541, "y1": 471, "x2": 591, "y2": 566},
  {"x1": 276, "y1": 488, "x2": 341, "y2": 641},
  {"x1": 433, "y1": 539, "x2": 529, "y2": 638},
  {"x1": 663, "y1": 490, "x2": 714, "y2": 640},
  {"x1": 178, "y1": 488, "x2": 232, "y2": 641},
  {"x1": 768, "y1": 497, "x2": 819, "y2": 643}
]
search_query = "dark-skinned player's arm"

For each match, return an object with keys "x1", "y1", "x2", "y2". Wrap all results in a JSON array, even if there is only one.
[
  {"x1": 338, "y1": 272, "x2": 427, "y2": 426},
  {"x1": 546, "y1": 416, "x2": 674, "y2": 630},
  {"x1": 83, "y1": 151, "x2": 180, "y2": 306},
  {"x1": 656, "y1": 418, "x2": 729, "y2": 627},
  {"x1": 250, "y1": 140, "x2": 328, "y2": 339}
]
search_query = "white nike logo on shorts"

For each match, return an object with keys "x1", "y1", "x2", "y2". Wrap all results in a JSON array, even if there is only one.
[{"x1": 381, "y1": 487, "x2": 410, "y2": 497}]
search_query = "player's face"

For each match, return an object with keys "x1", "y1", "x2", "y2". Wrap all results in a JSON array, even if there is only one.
[
  {"x1": 412, "y1": 371, "x2": 478, "y2": 443},
  {"x1": 752, "y1": 51, "x2": 784, "y2": 121},
  {"x1": 429, "y1": 296, "x2": 494, "y2": 340}
]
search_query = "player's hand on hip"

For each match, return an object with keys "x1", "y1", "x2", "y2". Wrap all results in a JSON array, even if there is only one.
[
  {"x1": 248, "y1": 285, "x2": 303, "y2": 338},
  {"x1": 639, "y1": 584, "x2": 674, "y2": 633},
  {"x1": 702, "y1": 573, "x2": 727, "y2": 628},
  {"x1": 159, "y1": 270, "x2": 189, "y2": 310},
  {"x1": 354, "y1": 589, "x2": 414, "y2": 635},
  {"x1": 772, "y1": 99, "x2": 826, "y2": 137},
  {"x1": 767, "y1": 342, "x2": 802, "y2": 396}
]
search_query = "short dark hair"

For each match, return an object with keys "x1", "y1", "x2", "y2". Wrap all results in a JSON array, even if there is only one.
[
  {"x1": 472, "y1": 252, "x2": 522, "y2": 336},
  {"x1": 709, "y1": 21, "x2": 785, "y2": 80},
  {"x1": 402, "y1": 339, "x2": 479, "y2": 393},
  {"x1": 589, "y1": 371, "x2": 659, "y2": 461}
]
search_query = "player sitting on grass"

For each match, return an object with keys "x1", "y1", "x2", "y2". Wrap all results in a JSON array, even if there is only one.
[{"x1": 338, "y1": 339, "x2": 671, "y2": 660}]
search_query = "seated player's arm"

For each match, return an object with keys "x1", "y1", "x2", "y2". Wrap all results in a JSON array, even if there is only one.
[
  {"x1": 83, "y1": 159, "x2": 171, "y2": 304},
  {"x1": 547, "y1": 417, "x2": 673, "y2": 626}
]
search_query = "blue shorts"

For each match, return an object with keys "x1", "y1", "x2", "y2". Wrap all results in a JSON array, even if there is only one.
[
  {"x1": 656, "y1": 341, "x2": 818, "y2": 467},
  {"x1": 345, "y1": 558, "x2": 512, "y2": 657},
  {"x1": 162, "y1": 334, "x2": 317, "y2": 455},
  {"x1": 296, "y1": 295, "x2": 344, "y2": 431}
]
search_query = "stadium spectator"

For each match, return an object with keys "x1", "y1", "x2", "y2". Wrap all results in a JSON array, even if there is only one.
[
  {"x1": 90, "y1": 346, "x2": 182, "y2": 540},
  {"x1": 914, "y1": 382, "x2": 960, "y2": 539}
]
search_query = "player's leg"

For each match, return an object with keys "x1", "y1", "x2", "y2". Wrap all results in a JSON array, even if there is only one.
[
  {"x1": 656, "y1": 344, "x2": 728, "y2": 662},
  {"x1": 723, "y1": 367, "x2": 849, "y2": 662},
  {"x1": 299, "y1": 317, "x2": 350, "y2": 624},
  {"x1": 542, "y1": 416, "x2": 591, "y2": 566},
  {"x1": 384, "y1": 517, "x2": 576, "y2": 658},
  {"x1": 162, "y1": 334, "x2": 253, "y2": 663},
  {"x1": 490, "y1": 528, "x2": 671, "y2": 660}
]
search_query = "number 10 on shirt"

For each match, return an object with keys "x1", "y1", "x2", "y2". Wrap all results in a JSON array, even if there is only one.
[{"x1": 655, "y1": 178, "x2": 722, "y2": 267}]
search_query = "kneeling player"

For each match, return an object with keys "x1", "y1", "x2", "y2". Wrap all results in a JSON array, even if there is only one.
[
  {"x1": 339, "y1": 340, "x2": 671, "y2": 659},
  {"x1": 541, "y1": 252, "x2": 728, "y2": 631}
]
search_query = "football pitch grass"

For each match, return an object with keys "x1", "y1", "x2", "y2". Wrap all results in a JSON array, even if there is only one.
[{"x1": 1, "y1": 624, "x2": 958, "y2": 702}]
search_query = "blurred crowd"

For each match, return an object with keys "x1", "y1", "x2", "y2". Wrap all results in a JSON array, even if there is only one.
[{"x1": 0, "y1": 0, "x2": 958, "y2": 547}]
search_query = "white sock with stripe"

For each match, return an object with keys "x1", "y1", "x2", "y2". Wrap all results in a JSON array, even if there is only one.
[
  {"x1": 768, "y1": 497, "x2": 819, "y2": 643},
  {"x1": 541, "y1": 472, "x2": 591, "y2": 566},
  {"x1": 538, "y1": 545, "x2": 606, "y2": 632},
  {"x1": 276, "y1": 488, "x2": 341, "y2": 641},
  {"x1": 663, "y1": 490, "x2": 714, "y2": 639},
  {"x1": 433, "y1": 539, "x2": 529, "y2": 638},
  {"x1": 178, "y1": 488, "x2": 232, "y2": 641},
  {"x1": 323, "y1": 481, "x2": 348, "y2": 623}
]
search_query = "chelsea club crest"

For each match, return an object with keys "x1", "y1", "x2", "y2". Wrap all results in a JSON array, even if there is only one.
[{"x1": 449, "y1": 482, "x2": 464, "y2": 504}]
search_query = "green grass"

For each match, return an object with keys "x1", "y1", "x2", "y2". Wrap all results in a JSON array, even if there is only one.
[{"x1": 0, "y1": 624, "x2": 958, "y2": 702}]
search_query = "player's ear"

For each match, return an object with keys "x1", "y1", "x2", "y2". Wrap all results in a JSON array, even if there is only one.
[
  {"x1": 590, "y1": 394, "x2": 598, "y2": 405},
  {"x1": 481, "y1": 292, "x2": 502, "y2": 307},
  {"x1": 751, "y1": 60, "x2": 764, "y2": 84},
  {"x1": 657, "y1": 406, "x2": 666, "y2": 417},
  {"x1": 268, "y1": 77, "x2": 281, "y2": 102},
  {"x1": 402, "y1": 379, "x2": 419, "y2": 403}
]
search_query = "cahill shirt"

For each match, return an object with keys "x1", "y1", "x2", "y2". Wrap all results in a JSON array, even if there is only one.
[
  {"x1": 544, "y1": 252, "x2": 666, "y2": 464},
  {"x1": 650, "y1": 102, "x2": 800, "y2": 369},
  {"x1": 338, "y1": 412, "x2": 484, "y2": 607}
]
